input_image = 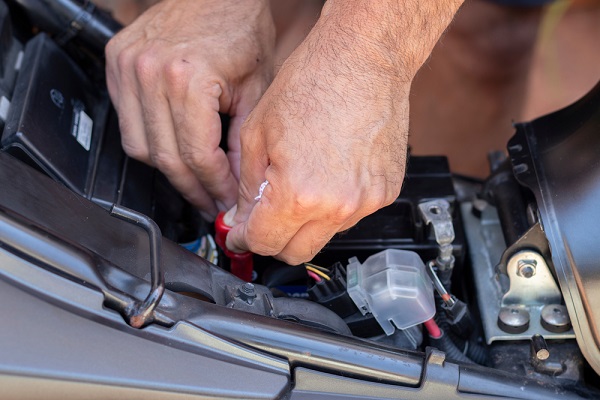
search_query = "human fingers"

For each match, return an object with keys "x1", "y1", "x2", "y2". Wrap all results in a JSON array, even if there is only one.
[
  {"x1": 138, "y1": 78, "x2": 219, "y2": 216},
  {"x1": 105, "y1": 40, "x2": 152, "y2": 164},
  {"x1": 225, "y1": 180, "x2": 307, "y2": 258},
  {"x1": 228, "y1": 110, "x2": 271, "y2": 226},
  {"x1": 226, "y1": 74, "x2": 273, "y2": 181},
  {"x1": 274, "y1": 220, "x2": 341, "y2": 265},
  {"x1": 168, "y1": 71, "x2": 239, "y2": 212}
]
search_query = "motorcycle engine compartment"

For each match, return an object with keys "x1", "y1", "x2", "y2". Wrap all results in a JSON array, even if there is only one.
[{"x1": 1, "y1": 1, "x2": 600, "y2": 399}]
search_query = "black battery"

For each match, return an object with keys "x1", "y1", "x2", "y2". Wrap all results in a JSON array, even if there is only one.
[
  {"x1": 312, "y1": 156, "x2": 466, "y2": 268},
  {"x1": 1, "y1": 33, "x2": 200, "y2": 242}
]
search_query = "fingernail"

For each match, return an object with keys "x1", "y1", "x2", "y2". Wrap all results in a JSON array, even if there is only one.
[
  {"x1": 223, "y1": 205, "x2": 237, "y2": 227},
  {"x1": 200, "y1": 211, "x2": 215, "y2": 222},
  {"x1": 215, "y1": 200, "x2": 229, "y2": 212}
]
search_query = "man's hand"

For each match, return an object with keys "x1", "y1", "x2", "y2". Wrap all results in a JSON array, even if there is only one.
[
  {"x1": 226, "y1": 0, "x2": 463, "y2": 264},
  {"x1": 105, "y1": 0, "x2": 275, "y2": 219}
]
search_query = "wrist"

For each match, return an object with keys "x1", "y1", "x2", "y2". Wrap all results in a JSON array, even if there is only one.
[{"x1": 319, "y1": 0, "x2": 464, "y2": 81}]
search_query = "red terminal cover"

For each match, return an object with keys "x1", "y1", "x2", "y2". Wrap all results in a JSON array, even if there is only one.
[{"x1": 215, "y1": 212, "x2": 253, "y2": 282}]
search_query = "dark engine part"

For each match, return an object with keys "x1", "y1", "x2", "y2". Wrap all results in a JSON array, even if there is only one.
[
  {"x1": 1, "y1": 138, "x2": 593, "y2": 399},
  {"x1": 312, "y1": 156, "x2": 466, "y2": 270},
  {"x1": 8, "y1": 0, "x2": 120, "y2": 54},
  {"x1": 0, "y1": 0, "x2": 598, "y2": 397},
  {"x1": 483, "y1": 158, "x2": 531, "y2": 247},
  {"x1": 508, "y1": 80, "x2": 600, "y2": 376},
  {"x1": 0, "y1": 13, "x2": 200, "y2": 243},
  {"x1": 264, "y1": 156, "x2": 467, "y2": 341}
]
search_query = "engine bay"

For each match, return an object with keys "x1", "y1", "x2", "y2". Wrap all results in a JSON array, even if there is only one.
[{"x1": 1, "y1": 1, "x2": 600, "y2": 398}]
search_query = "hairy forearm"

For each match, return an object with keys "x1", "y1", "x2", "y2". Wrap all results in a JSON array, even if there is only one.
[{"x1": 318, "y1": 0, "x2": 464, "y2": 82}]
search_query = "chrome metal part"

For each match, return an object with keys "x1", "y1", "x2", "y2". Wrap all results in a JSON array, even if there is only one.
[
  {"x1": 461, "y1": 202, "x2": 576, "y2": 344},
  {"x1": 426, "y1": 260, "x2": 455, "y2": 307},
  {"x1": 531, "y1": 334, "x2": 550, "y2": 361},
  {"x1": 418, "y1": 199, "x2": 455, "y2": 269},
  {"x1": 109, "y1": 205, "x2": 165, "y2": 329},
  {"x1": 502, "y1": 251, "x2": 561, "y2": 306},
  {"x1": 517, "y1": 259, "x2": 536, "y2": 278},
  {"x1": 498, "y1": 307, "x2": 530, "y2": 334},
  {"x1": 541, "y1": 304, "x2": 572, "y2": 333}
]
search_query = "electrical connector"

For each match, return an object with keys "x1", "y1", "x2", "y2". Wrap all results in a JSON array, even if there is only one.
[
  {"x1": 307, "y1": 262, "x2": 357, "y2": 318},
  {"x1": 441, "y1": 295, "x2": 474, "y2": 338}
]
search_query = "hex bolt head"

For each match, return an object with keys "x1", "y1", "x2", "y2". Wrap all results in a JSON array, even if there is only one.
[
  {"x1": 498, "y1": 307, "x2": 530, "y2": 334},
  {"x1": 541, "y1": 304, "x2": 571, "y2": 333},
  {"x1": 517, "y1": 259, "x2": 537, "y2": 278},
  {"x1": 237, "y1": 282, "x2": 257, "y2": 304},
  {"x1": 241, "y1": 282, "x2": 255, "y2": 295}
]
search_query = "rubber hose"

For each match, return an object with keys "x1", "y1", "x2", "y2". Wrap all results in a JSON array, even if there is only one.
[
  {"x1": 465, "y1": 340, "x2": 490, "y2": 365},
  {"x1": 429, "y1": 331, "x2": 475, "y2": 364},
  {"x1": 434, "y1": 295, "x2": 480, "y2": 364},
  {"x1": 447, "y1": 329, "x2": 490, "y2": 365}
]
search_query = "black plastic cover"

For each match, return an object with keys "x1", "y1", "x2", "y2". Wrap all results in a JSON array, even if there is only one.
[
  {"x1": 2, "y1": 33, "x2": 105, "y2": 194},
  {"x1": 313, "y1": 156, "x2": 466, "y2": 267},
  {"x1": 1, "y1": 32, "x2": 198, "y2": 242},
  {"x1": 508, "y1": 80, "x2": 600, "y2": 375}
]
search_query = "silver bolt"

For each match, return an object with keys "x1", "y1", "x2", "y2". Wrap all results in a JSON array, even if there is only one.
[
  {"x1": 541, "y1": 304, "x2": 571, "y2": 333},
  {"x1": 241, "y1": 282, "x2": 255, "y2": 295},
  {"x1": 237, "y1": 282, "x2": 257, "y2": 304},
  {"x1": 517, "y1": 259, "x2": 537, "y2": 278},
  {"x1": 498, "y1": 307, "x2": 530, "y2": 334}
]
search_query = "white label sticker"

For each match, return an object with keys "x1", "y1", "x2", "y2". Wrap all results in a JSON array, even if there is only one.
[{"x1": 73, "y1": 109, "x2": 93, "y2": 151}]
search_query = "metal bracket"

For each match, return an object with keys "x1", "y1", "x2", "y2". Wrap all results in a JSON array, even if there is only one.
[
  {"x1": 502, "y1": 250, "x2": 561, "y2": 306},
  {"x1": 110, "y1": 205, "x2": 165, "y2": 328},
  {"x1": 418, "y1": 199, "x2": 455, "y2": 268},
  {"x1": 461, "y1": 202, "x2": 575, "y2": 343}
]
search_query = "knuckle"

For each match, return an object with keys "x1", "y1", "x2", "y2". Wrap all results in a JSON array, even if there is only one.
[
  {"x1": 384, "y1": 183, "x2": 402, "y2": 206},
  {"x1": 134, "y1": 51, "x2": 160, "y2": 86},
  {"x1": 334, "y1": 199, "x2": 358, "y2": 223},
  {"x1": 116, "y1": 46, "x2": 135, "y2": 72},
  {"x1": 365, "y1": 184, "x2": 400, "y2": 214},
  {"x1": 164, "y1": 60, "x2": 193, "y2": 91},
  {"x1": 290, "y1": 187, "x2": 320, "y2": 214},
  {"x1": 149, "y1": 150, "x2": 181, "y2": 173},
  {"x1": 105, "y1": 38, "x2": 118, "y2": 62},
  {"x1": 368, "y1": 191, "x2": 389, "y2": 213},
  {"x1": 180, "y1": 149, "x2": 209, "y2": 171},
  {"x1": 121, "y1": 140, "x2": 148, "y2": 161}
]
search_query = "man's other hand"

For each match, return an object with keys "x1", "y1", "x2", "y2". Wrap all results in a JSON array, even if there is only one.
[{"x1": 106, "y1": 0, "x2": 275, "y2": 219}]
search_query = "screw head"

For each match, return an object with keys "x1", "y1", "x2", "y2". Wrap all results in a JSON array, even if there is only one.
[
  {"x1": 498, "y1": 307, "x2": 530, "y2": 334},
  {"x1": 237, "y1": 283, "x2": 257, "y2": 304},
  {"x1": 541, "y1": 304, "x2": 571, "y2": 333},
  {"x1": 517, "y1": 259, "x2": 537, "y2": 278},
  {"x1": 241, "y1": 282, "x2": 255, "y2": 295}
]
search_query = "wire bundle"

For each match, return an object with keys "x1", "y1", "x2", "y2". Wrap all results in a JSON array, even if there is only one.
[{"x1": 304, "y1": 263, "x2": 330, "y2": 283}]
